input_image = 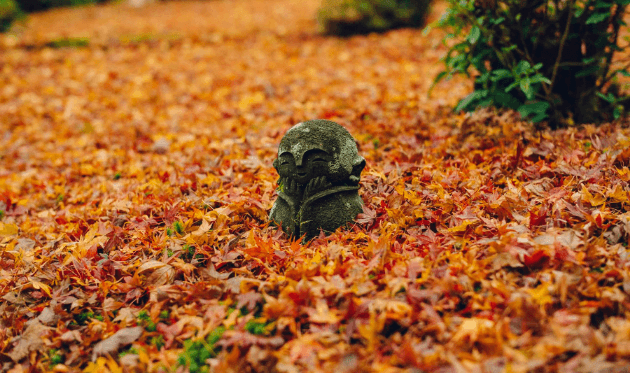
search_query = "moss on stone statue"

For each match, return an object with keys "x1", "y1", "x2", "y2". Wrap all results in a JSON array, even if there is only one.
[{"x1": 270, "y1": 119, "x2": 366, "y2": 241}]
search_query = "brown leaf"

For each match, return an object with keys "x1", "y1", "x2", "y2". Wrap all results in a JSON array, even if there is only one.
[
  {"x1": 136, "y1": 260, "x2": 175, "y2": 286},
  {"x1": 217, "y1": 331, "x2": 284, "y2": 349},
  {"x1": 489, "y1": 252, "x2": 523, "y2": 271},
  {"x1": 92, "y1": 327, "x2": 143, "y2": 360},
  {"x1": 2, "y1": 292, "x2": 28, "y2": 306},
  {"x1": 7, "y1": 321, "x2": 52, "y2": 362},
  {"x1": 37, "y1": 307, "x2": 59, "y2": 326}
]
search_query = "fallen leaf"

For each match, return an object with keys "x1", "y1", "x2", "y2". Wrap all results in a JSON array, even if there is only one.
[
  {"x1": 0, "y1": 223, "x2": 18, "y2": 236},
  {"x1": 92, "y1": 327, "x2": 143, "y2": 361},
  {"x1": 7, "y1": 321, "x2": 52, "y2": 362},
  {"x1": 136, "y1": 260, "x2": 175, "y2": 286}
]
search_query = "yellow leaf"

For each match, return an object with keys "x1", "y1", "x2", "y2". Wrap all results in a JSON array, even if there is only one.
[
  {"x1": 581, "y1": 186, "x2": 606, "y2": 206},
  {"x1": 448, "y1": 220, "x2": 474, "y2": 233},
  {"x1": 395, "y1": 182, "x2": 405, "y2": 196},
  {"x1": 309, "y1": 252, "x2": 323, "y2": 269},
  {"x1": 213, "y1": 86, "x2": 230, "y2": 100},
  {"x1": 527, "y1": 283, "x2": 554, "y2": 306},
  {"x1": 169, "y1": 258, "x2": 196, "y2": 275},
  {"x1": 451, "y1": 318, "x2": 494, "y2": 344},
  {"x1": 83, "y1": 357, "x2": 108, "y2": 373},
  {"x1": 83, "y1": 357, "x2": 123, "y2": 373},
  {"x1": 31, "y1": 279, "x2": 52, "y2": 297},
  {"x1": 607, "y1": 184, "x2": 628, "y2": 203},
  {"x1": 192, "y1": 219, "x2": 212, "y2": 237},
  {"x1": 617, "y1": 167, "x2": 630, "y2": 181},
  {"x1": 238, "y1": 91, "x2": 265, "y2": 110},
  {"x1": 80, "y1": 164, "x2": 96, "y2": 176},
  {"x1": 309, "y1": 299, "x2": 342, "y2": 324},
  {"x1": 0, "y1": 223, "x2": 18, "y2": 236},
  {"x1": 357, "y1": 309, "x2": 386, "y2": 352},
  {"x1": 200, "y1": 173, "x2": 220, "y2": 186},
  {"x1": 137, "y1": 346, "x2": 150, "y2": 364},
  {"x1": 106, "y1": 358, "x2": 123, "y2": 373}
]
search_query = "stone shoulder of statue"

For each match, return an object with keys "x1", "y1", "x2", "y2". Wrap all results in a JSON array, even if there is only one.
[{"x1": 269, "y1": 119, "x2": 365, "y2": 241}]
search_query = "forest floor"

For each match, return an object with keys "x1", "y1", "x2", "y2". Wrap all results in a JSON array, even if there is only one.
[{"x1": 1, "y1": 0, "x2": 630, "y2": 372}]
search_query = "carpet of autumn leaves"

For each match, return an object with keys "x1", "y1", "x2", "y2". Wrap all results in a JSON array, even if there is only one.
[{"x1": 2, "y1": 0, "x2": 630, "y2": 372}]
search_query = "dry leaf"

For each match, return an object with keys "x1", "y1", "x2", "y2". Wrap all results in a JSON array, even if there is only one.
[
  {"x1": 92, "y1": 327, "x2": 143, "y2": 360},
  {"x1": 2, "y1": 0, "x2": 630, "y2": 371},
  {"x1": 7, "y1": 321, "x2": 51, "y2": 362}
]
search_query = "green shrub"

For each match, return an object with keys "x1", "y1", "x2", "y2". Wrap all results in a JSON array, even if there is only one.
[
  {"x1": 15, "y1": 0, "x2": 106, "y2": 13},
  {"x1": 0, "y1": 0, "x2": 20, "y2": 32},
  {"x1": 318, "y1": 0, "x2": 432, "y2": 36},
  {"x1": 434, "y1": 0, "x2": 630, "y2": 127}
]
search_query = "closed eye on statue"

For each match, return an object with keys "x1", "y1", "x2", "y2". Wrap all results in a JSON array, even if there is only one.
[
  {"x1": 278, "y1": 152, "x2": 294, "y2": 166},
  {"x1": 303, "y1": 149, "x2": 329, "y2": 165}
]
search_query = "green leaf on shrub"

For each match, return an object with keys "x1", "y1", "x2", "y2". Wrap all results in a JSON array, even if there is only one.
[
  {"x1": 468, "y1": 26, "x2": 480, "y2": 44},
  {"x1": 596, "y1": 91, "x2": 615, "y2": 103},
  {"x1": 519, "y1": 78, "x2": 534, "y2": 100},
  {"x1": 491, "y1": 69, "x2": 512, "y2": 81},
  {"x1": 490, "y1": 91, "x2": 521, "y2": 110},
  {"x1": 454, "y1": 90, "x2": 486, "y2": 112},
  {"x1": 518, "y1": 101, "x2": 550, "y2": 123},
  {"x1": 505, "y1": 81, "x2": 519, "y2": 93},
  {"x1": 515, "y1": 60, "x2": 531, "y2": 75},
  {"x1": 575, "y1": 66, "x2": 600, "y2": 77},
  {"x1": 434, "y1": 71, "x2": 449, "y2": 84},
  {"x1": 501, "y1": 45, "x2": 517, "y2": 53},
  {"x1": 586, "y1": 12, "x2": 609, "y2": 24},
  {"x1": 529, "y1": 75, "x2": 551, "y2": 85}
]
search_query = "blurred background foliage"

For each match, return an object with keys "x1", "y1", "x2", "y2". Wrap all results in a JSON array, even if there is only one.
[
  {"x1": 318, "y1": 0, "x2": 432, "y2": 36},
  {"x1": 15, "y1": 0, "x2": 108, "y2": 13},
  {"x1": 3, "y1": 0, "x2": 630, "y2": 128},
  {"x1": 0, "y1": 0, "x2": 20, "y2": 32},
  {"x1": 1, "y1": 0, "x2": 434, "y2": 37},
  {"x1": 1, "y1": 0, "x2": 109, "y2": 32}
]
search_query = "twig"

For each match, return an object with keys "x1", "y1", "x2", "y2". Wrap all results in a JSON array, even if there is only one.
[{"x1": 548, "y1": 1, "x2": 576, "y2": 93}]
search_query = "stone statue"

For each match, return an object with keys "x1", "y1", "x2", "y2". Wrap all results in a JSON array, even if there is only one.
[{"x1": 270, "y1": 119, "x2": 366, "y2": 241}]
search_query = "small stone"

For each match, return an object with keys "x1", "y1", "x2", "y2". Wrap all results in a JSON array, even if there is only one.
[
  {"x1": 120, "y1": 354, "x2": 140, "y2": 367},
  {"x1": 152, "y1": 138, "x2": 170, "y2": 154},
  {"x1": 127, "y1": 0, "x2": 155, "y2": 7},
  {"x1": 52, "y1": 365, "x2": 69, "y2": 373}
]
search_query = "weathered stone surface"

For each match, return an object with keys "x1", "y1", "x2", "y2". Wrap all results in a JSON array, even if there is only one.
[{"x1": 270, "y1": 119, "x2": 365, "y2": 241}]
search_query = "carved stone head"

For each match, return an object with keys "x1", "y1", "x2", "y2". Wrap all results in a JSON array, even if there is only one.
[
  {"x1": 272, "y1": 119, "x2": 365, "y2": 186},
  {"x1": 270, "y1": 119, "x2": 366, "y2": 241}
]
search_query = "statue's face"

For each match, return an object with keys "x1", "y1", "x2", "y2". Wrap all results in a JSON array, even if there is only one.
[
  {"x1": 275, "y1": 148, "x2": 332, "y2": 185},
  {"x1": 274, "y1": 119, "x2": 364, "y2": 186}
]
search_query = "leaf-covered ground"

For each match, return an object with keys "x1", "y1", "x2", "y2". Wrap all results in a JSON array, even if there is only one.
[{"x1": 2, "y1": 1, "x2": 630, "y2": 372}]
